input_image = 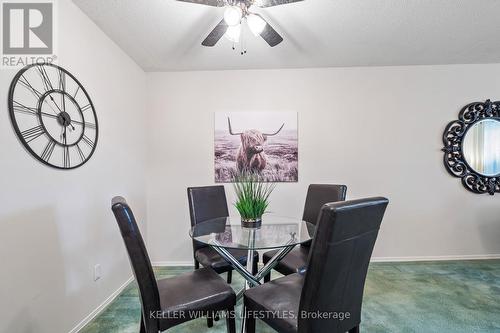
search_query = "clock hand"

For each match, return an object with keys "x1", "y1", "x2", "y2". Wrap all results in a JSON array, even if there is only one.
[
  {"x1": 41, "y1": 111, "x2": 57, "y2": 119},
  {"x1": 41, "y1": 97, "x2": 62, "y2": 116},
  {"x1": 19, "y1": 74, "x2": 61, "y2": 116},
  {"x1": 62, "y1": 91, "x2": 66, "y2": 114},
  {"x1": 70, "y1": 119, "x2": 94, "y2": 129},
  {"x1": 40, "y1": 111, "x2": 75, "y2": 130},
  {"x1": 62, "y1": 99, "x2": 74, "y2": 131},
  {"x1": 61, "y1": 92, "x2": 71, "y2": 130},
  {"x1": 48, "y1": 95, "x2": 64, "y2": 114}
]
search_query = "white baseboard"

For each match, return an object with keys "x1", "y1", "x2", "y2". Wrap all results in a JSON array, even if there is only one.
[
  {"x1": 371, "y1": 254, "x2": 500, "y2": 262},
  {"x1": 153, "y1": 255, "x2": 500, "y2": 267},
  {"x1": 69, "y1": 276, "x2": 134, "y2": 333},
  {"x1": 152, "y1": 261, "x2": 194, "y2": 267}
]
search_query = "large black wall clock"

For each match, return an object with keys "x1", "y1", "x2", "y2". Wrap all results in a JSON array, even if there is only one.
[{"x1": 8, "y1": 63, "x2": 98, "y2": 169}]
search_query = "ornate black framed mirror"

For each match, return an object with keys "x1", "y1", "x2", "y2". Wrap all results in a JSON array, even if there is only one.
[{"x1": 442, "y1": 99, "x2": 500, "y2": 195}]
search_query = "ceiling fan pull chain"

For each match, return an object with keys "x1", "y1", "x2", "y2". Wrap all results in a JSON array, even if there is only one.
[{"x1": 240, "y1": 27, "x2": 247, "y2": 55}]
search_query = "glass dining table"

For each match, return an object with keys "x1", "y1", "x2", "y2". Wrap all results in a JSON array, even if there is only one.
[
  {"x1": 189, "y1": 215, "x2": 315, "y2": 332},
  {"x1": 189, "y1": 215, "x2": 315, "y2": 299}
]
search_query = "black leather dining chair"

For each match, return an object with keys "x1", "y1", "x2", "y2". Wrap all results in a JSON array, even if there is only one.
[
  {"x1": 262, "y1": 184, "x2": 347, "y2": 282},
  {"x1": 244, "y1": 197, "x2": 389, "y2": 333},
  {"x1": 112, "y1": 197, "x2": 236, "y2": 333},
  {"x1": 188, "y1": 186, "x2": 259, "y2": 284}
]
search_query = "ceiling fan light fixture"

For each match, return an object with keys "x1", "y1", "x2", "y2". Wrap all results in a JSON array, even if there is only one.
[
  {"x1": 225, "y1": 24, "x2": 241, "y2": 43},
  {"x1": 224, "y1": 5, "x2": 242, "y2": 26},
  {"x1": 247, "y1": 14, "x2": 266, "y2": 36}
]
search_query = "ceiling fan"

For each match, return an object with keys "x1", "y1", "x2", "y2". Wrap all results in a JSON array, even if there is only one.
[{"x1": 177, "y1": 0, "x2": 303, "y2": 48}]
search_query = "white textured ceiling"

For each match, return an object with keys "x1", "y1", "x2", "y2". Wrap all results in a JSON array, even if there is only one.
[{"x1": 72, "y1": 0, "x2": 500, "y2": 71}]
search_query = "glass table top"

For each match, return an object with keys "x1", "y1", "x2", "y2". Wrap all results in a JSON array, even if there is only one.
[{"x1": 189, "y1": 215, "x2": 316, "y2": 250}]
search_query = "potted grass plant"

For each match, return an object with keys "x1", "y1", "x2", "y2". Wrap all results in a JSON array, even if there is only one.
[{"x1": 233, "y1": 173, "x2": 275, "y2": 228}]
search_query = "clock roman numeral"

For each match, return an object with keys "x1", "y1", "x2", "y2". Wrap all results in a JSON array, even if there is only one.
[
  {"x1": 63, "y1": 146, "x2": 71, "y2": 168},
  {"x1": 58, "y1": 69, "x2": 66, "y2": 91},
  {"x1": 85, "y1": 122, "x2": 96, "y2": 129},
  {"x1": 19, "y1": 75, "x2": 43, "y2": 99},
  {"x1": 41, "y1": 140, "x2": 56, "y2": 162},
  {"x1": 37, "y1": 65, "x2": 54, "y2": 91},
  {"x1": 81, "y1": 135, "x2": 95, "y2": 149},
  {"x1": 75, "y1": 144, "x2": 86, "y2": 162},
  {"x1": 81, "y1": 104, "x2": 92, "y2": 112},
  {"x1": 13, "y1": 100, "x2": 38, "y2": 116},
  {"x1": 58, "y1": 69, "x2": 67, "y2": 112},
  {"x1": 21, "y1": 125, "x2": 45, "y2": 143},
  {"x1": 73, "y1": 86, "x2": 80, "y2": 99}
]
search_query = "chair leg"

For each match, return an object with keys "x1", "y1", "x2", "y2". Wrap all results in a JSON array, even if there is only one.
[
  {"x1": 264, "y1": 272, "x2": 271, "y2": 283},
  {"x1": 139, "y1": 313, "x2": 146, "y2": 333},
  {"x1": 227, "y1": 270, "x2": 232, "y2": 283},
  {"x1": 349, "y1": 325, "x2": 360, "y2": 333},
  {"x1": 226, "y1": 307, "x2": 236, "y2": 333},
  {"x1": 194, "y1": 259, "x2": 200, "y2": 270},
  {"x1": 207, "y1": 316, "x2": 214, "y2": 328},
  {"x1": 214, "y1": 311, "x2": 220, "y2": 321},
  {"x1": 252, "y1": 259, "x2": 258, "y2": 275},
  {"x1": 244, "y1": 307, "x2": 256, "y2": 333}
]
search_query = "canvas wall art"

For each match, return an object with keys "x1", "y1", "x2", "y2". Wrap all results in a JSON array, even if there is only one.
[{"x1": 215, "y1": 112, "x2": 298, "y2": 182}]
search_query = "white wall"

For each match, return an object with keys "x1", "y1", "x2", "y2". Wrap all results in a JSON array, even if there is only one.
[
  {"x1": 146, "y1": 64, "x2": 500, "y2": 264},
  {"x1": 0, "y1": 1, "x2": 147, "y2": 332}
]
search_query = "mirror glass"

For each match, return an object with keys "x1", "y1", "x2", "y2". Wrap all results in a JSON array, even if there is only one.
[{"x1": 463, "y1": 119, "x2": 500, "y2": 176}]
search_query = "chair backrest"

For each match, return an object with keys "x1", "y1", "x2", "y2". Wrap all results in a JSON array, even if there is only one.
[
  {"x1": 298, "y1": 197, "x2": 389, "y2": 333},
  {"x1": 111, "y1": 197, "x2": 160, "y2": 333},
  {"x1": 302, "y1": 184, "x2": 347, "y2": 225},
  {"x1": 187, "y1": 186, "x2": 229, "y2": 253},
  {"x1": 187, "y1": 186, "x2": 229, "y2": 226}
]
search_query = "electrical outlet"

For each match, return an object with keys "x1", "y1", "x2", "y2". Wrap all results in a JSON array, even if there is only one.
[{"x1": 94, "y1": 264, "x2": 102, "y2": 281}]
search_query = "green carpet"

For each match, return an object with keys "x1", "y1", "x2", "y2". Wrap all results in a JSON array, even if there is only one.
[{"x1": 80, "y1": 260, "x2": 500, "y2": 333}]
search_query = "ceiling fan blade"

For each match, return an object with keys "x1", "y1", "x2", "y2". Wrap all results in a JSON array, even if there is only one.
[
  {"x1": 202, "y1": 19, "x2": 229, "y2": 46},
  {"x1": 176, "y1": 0, "x2": 225, "y2": 7},
  {"x1": 255, "y1": 14, "x2": 283, "y2": 47},
  {"x1": 256, "y1": 0, "x2": 303, "y2": 8}
]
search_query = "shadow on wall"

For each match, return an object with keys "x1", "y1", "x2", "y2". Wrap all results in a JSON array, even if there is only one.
[{"x1": 0, "y1": 207, "x2": 66, "y2": 333}]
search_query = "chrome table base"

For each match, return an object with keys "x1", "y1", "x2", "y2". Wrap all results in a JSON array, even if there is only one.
[{"x1": 210, "y1": 232, "x2": 297, "y2": 333}]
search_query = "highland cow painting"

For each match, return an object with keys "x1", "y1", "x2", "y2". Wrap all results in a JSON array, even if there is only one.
[{"x1": 215, "y1": 112, "x2": 298, "y2": 182}]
